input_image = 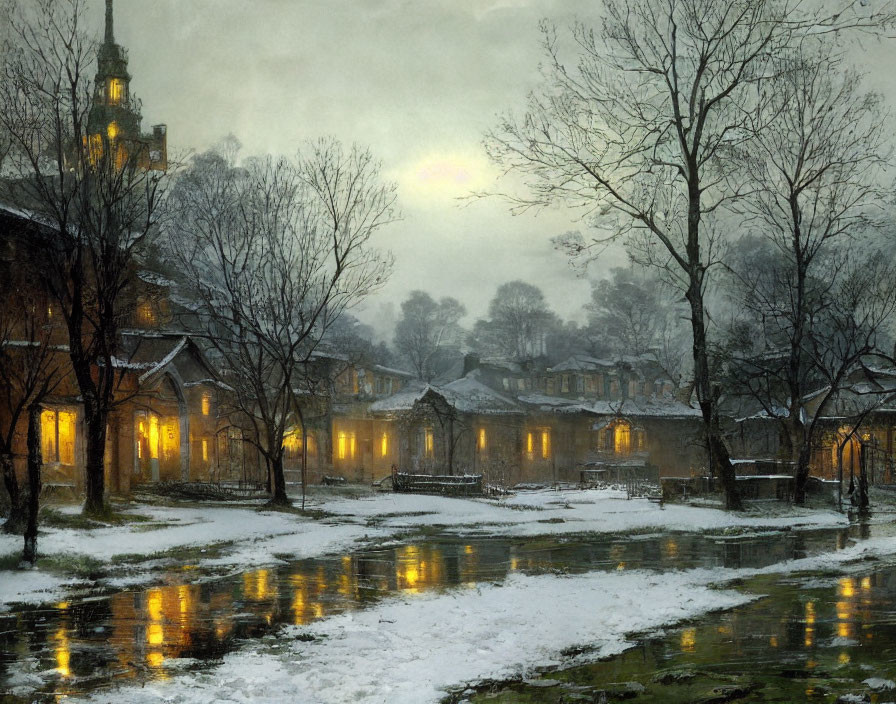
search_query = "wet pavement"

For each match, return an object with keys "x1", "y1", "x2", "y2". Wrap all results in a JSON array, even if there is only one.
[{"x1": 0, "y1": 521, "x2": 890, "y2": 702}]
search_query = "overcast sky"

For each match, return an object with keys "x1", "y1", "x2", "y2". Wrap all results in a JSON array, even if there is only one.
[{"x1": 103, "y1": 0, "x2": 895, "y2": 333}]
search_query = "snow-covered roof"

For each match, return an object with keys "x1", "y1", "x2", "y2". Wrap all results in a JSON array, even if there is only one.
[
  {"x1": 369, "y1": 384, "x2": 434, "y2": 413},
  {"x1": 442, "y1": 375, "x2": 522, "y2": 415},
  {"x1": 371, "y1": 364, "x2": 415, "y2": 379},
  {"x1": 548, "y1": 355, "x2": 615, "y2": 372},
  {"x1": 136, "y1": 269, "x2": 176, "y2": 288}
]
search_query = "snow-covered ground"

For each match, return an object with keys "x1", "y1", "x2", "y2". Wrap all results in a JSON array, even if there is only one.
[
  {"x1": 0, "y1": 488, "x2": 849, "y2": 610},
  {"x1": 318, "y1": 487, "x2": 848, "y2": 536}
]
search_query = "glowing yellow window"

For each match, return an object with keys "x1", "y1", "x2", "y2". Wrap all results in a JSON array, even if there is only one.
[
  {"x1": 161, "y1": 419, "x2": 179, "y2": 460},
  {"x1": 614, "y1": 422, "x2": 631, "y2": 455},
  {"x1": 349, "y1": 434, "x2": 356, "y2": 459},
  {"x1": 337, "y1": 432, "x2": 347, "y2": 460},
  {"x1": 424, "y1": 428, "x2": 434, "y2": 458},
  {"x1": 137, "y1": 300, "x2": 155, "y2": 326},
  {"x1": 380, "y1": 433, "x2": 389, "y2": 457},
  {"x1": 149, "y1": 415, "x2": 160, "y2": 459},
  {"x1": 108, "y1": 78, "x2": 125, "y2": 105},
  {"x1": 526, "y1": 431, "x2": 534, "y2": 457},
  {"x1": 541, "y1": 429, "x2": 550, "y2": 459},
  {"x1": 201, "y1": 394, "x2": 211, "y2": 416},
  {"x1": 202, "y1": 439, "x2": 209, "y2": 462},
  {"x1": 41, "y1": 410, "x2": 58, "y2": 461},
  {"x1": 107, "y1": 121, "x2": 119, "y2": 141},
  {"x1": 57, "y1": 411, "x2": 76, "y2": 465},
  {"x1": 478, "y1": 428, "x2": 486, "y2": 452}
]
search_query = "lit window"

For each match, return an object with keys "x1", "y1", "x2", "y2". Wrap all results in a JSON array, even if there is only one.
[
  {"x1": 424, "y1": 428, "x2": 434, "y2": 458},
  {"x1": 541, "y1": 429, "x2": 550, "y2": 459},
  {"x1": 350, "y1": 434, "x2": 356, "y2": 459},
  {"x1": 614, "y1": 422, "x2": 631, "y2": 455},
  {"x1": 478, "y1": 428, "x2": 486, "y2": 453},
  {"x1": 381, "y1": 432, "x2": 389, "y2": 457},
  {"x1": 41, "y1": 410, "x2": 57, "y2": 462},
  {"x1": 526, "y1": 431, "x2": 534, "y2": 458},
  {"x1": 107, "y1": 121, "x2": 119, "y2": 141},
  {"x1": 201, "y1": 394, "x2": 211, "y2": 416},
  {"x1": 337, "y1": 432, "x2": 347, "y2": 460},
  {"x1": 41, "y1": 409, "x2": 77, "y2": 465},
  {"x1": 108, "y1": 78, "x2": 125, "y2": 105},
  {"x1": 149, "y1": 415, "x2": 160, "y2": 459},
  {"x1": 161, "y1": 419, "x2": 179, "y2": 460},
  {"x1": 137, "y1": 300, "x2": 155, "y2": 326},
  {"x1": 202, "y1": 438, "x2": 209, "y2": 462}
]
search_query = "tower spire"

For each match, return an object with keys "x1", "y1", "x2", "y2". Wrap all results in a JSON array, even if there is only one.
[{"x1": 105, "y1": 0, "x2": 114, "y2": 44}]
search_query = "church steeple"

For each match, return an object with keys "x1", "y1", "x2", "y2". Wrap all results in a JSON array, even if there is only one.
[
  {"x1": 105, "y1": 0, "x2": 114, "y2": 45},
  {"x1": 85, "y1": 0, "x2": 167, "y2": 171}
]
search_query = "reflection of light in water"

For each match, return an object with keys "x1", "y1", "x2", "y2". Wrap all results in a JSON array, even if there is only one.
[
  {"x1": 395, "y1": 545, "x2": 444, "y2": 594},
  {"x1": 313, "y1": 603, "x2": 324, "y2": 619},
  {"x1": 147, "y1": 651, "x2": 164, "y2": 668},
  {"x1": 663, "y1": 539, "x2": 679, "y2": 559},
  {"x1": 680, "y1": 628, "x2": 696, "y2": 652},
  {"x1": 716, "y1": 624, "x2": 732, "y2": 636},
  {"x1": 616, "y1": 562, "x2": 625, "y2": 571},
  {"x1": 56, "y1": 601, "x2": 69, "y2": 610},
  {"x1": 147, "y1": 623, "x2": 164, "y2": 646},
  {"x1": 53, "y1": 627, "x2": 71, "y2": 678},
  {"x1": 804, "y1": 601, "x2": 815, "y2": 647},
  {"x1": 839, "y1": 578, "x2": 855, "y2": 598},
  {"x1": 147, "y1": 589, "x2": 163, "y2": 621},
  {"x1": 839, "y1": 652, "x2": 851, "y2": 664},
  {"x1": 243, "y1": 569, "x2": 276, "y2": 601},
  {"x1": 177, "y1": 585, "x2": 191, "y2": 617},
  {"x1": 769, "y1": 636, "x2": 778, "y2": 648},
  {"x1": 291, "y1": 574, "x2": 307, "y2": 625},
  {"x1": 464, "y1": 545, "x2": 474, "y2": 554},
  {"x1": 861, "y1": 576, "x2": 872, "y2": 591},
  {"x1": 836, "y1": 601, "x2": 851, "y2": 620},
  {"x1": 838, "y1": 622, "x2": 852, "y2": 639}
]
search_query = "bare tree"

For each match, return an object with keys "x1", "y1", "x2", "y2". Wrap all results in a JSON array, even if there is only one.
[
  {"x1": 726, "y1": 49, "x2": 891, "y2": 503},
  {"x1": 471, "y1": 281, "x2": 558, "y2": 361},
  {"x1": 0, "y1": 233, "x2": 66, "y2": 537},
  {"x1": 394, "y1": 291, "x2": 466, "y2": 382},
  {"x1": 484, "y1": 0, "x2": 896, "y2": 509},
  {"x1": 167, "y1": 141, "x2": 395, "y2": 506},
  {"x1": 0, "y1": 0, "x2": 167, "y2": 516}
]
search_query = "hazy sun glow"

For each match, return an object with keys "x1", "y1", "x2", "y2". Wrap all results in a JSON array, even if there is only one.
[{"x1": 394, "y1": 152, "x2": 494, "y2": 205}]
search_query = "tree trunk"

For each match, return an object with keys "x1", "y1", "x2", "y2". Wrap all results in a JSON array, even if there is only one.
[
  {"x1": 1, "y1": 451, "x2": 26, "y2": 534},
  {"x1": 23, "y1": 404, "x2": 41, "y2": 564},
  {"x1": 82, "y1": 402, "x2": 108, "y2": 517},
  {"x1": 858, "y1": 442, "x2": 870, "y2": 513},
  {"x1": 793, "y1": 442, "x2": 812, "y2": 506},
  {"x1": 790, "y1": 418, "x2": 810, "y2": 505},
  {"x1": 686, "y1": 279, "x2": 742, "y2": 511},
  {"x1": 270, "y1": 452, "x2": 289, "y2": 506}
]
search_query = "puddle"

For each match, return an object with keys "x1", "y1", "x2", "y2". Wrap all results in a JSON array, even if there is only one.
[{"x1": 0, "y1": 522, "x2": 884, "y2": 701}]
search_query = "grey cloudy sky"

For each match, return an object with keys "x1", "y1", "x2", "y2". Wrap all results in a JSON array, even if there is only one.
[{"x1": 104, "y1": 0, "x2": 895, "y2": 331}]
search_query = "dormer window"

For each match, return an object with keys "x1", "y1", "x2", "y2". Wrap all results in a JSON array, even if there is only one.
[{"x1": 108, "y1": 78, "x2": 126, "y2": 105}]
